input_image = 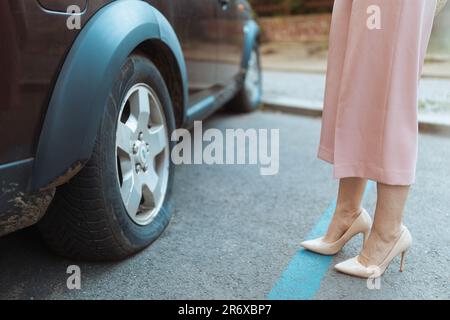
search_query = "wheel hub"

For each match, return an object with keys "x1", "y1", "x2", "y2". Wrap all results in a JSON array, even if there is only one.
[{"x1": 133, "y1": 137, "x2": 150, "y2": 170}]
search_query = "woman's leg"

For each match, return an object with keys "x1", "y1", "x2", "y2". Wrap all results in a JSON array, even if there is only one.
[
  {"x1": 358, "y1": 183, "x2": 410, "y2": 266},
  {"x1": 324, "y1": 178, "x2": 368, "y2": 242}
]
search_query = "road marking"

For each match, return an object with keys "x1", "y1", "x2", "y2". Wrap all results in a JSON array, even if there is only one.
[{"x1": 268, "y1": 181, "x2": 375, "y2": 300}]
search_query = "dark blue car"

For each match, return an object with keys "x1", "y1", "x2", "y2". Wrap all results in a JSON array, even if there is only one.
[{"x1": 0, "y1": 0, "x2": 262, "y2": 260}]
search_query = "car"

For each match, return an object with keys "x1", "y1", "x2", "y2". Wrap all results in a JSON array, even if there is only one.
[{"x1": 0, "y1": 0, "x2": 262, "y2": 261}]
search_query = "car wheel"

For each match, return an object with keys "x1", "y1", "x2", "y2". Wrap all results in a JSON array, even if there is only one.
[
  {"x1": 38, "y1": 54, "x2": 175, "y2": 261},
  {"x1": 229, "y1": 45, "x2": 262, "y2": 113}
]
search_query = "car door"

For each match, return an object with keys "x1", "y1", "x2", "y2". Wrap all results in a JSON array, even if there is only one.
[
  {"x1": 169, "y1": 0, "x2": 219, "y2": 106},
  {"x1": 216, "y1": 0, "x2": 245, "y2": 88}
]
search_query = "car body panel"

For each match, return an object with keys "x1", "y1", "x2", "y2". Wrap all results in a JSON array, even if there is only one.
[
  {"x1": 37, "y1": 0, "x2": 87, "y2": 12},
  {"x1": 217, "y1": 0, "x2": 246, "y2": 87},
  {"x1": 170, "y1": 0, "x2": 219, "y2": 103},
  {"x1": 0, "y1": 0, "x2": 117, "y2": 165}
]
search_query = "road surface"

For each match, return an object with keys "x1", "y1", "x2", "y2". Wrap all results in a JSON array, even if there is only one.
[{"x1": 0, "y1": 110, "x2": 449, "y2": 300}]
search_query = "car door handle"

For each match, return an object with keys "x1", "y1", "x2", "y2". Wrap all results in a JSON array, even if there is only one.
[{"x1": 219, "y1": 0, "x2": 230, "y2": 10}]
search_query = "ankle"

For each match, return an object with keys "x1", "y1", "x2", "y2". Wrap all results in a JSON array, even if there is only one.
[
  {"x1": 335, "y1": 206, "x2": 362, "y2": 220},
  {"x1": 324, "y1": 206, "x2": 362, "y2": 242},
  {"x1": 371, "y1": 225, "x2": 402, "y2": 244}
]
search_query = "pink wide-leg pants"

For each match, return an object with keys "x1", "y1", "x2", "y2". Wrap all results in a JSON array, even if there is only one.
[{"x1": 318, "y1": 0, "x2": 436, "y2": 185}]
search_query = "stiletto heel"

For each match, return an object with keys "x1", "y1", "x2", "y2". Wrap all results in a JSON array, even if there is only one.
[
  {"x1": 363, "y1": 232, "x2": 369, "y2": 249},
  {"x1": 301, "y1": 208, "x2": 372, "y2": 256},
  {"x1": 335, "y1": 225, "x2": 413, "y2": 278},
  {"x1": 400, "y1": 251, "x2": 407, "y2": 272}
]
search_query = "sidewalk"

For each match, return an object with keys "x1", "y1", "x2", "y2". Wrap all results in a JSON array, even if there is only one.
[{"x1": 261, "y1": 42, "x2": 450, "y2": 79}]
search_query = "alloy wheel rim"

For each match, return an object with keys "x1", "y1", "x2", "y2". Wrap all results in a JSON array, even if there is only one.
[{"x1": 115, "y1": 83, "x2": 170, "y2": 226}]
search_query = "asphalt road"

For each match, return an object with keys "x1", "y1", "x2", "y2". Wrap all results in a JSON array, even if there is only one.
[{"x1": 0, "y1": 110, "x2": 449, "y2": 300}]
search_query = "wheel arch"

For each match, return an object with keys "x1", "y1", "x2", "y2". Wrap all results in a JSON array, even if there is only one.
[
  {"x1": 242, "y1": 19, "x2": 260, "y2": 70},
  {"x1": 32, "y1": 0, "x2": 188, "y2": 191},
  {"x1": 133, "y1": 39, "x2": 185, "y2": 128}
]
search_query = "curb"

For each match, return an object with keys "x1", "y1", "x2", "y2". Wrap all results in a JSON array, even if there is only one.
[
  {"x1": 262, "y1": 97, "x2": 323, "y2": 118},
  {"x1": 418, "y1": 114, "x2": 450, "y2": 136},
  {"x1": 262, "y1": 96, "x2": 450, "y2": 136}
]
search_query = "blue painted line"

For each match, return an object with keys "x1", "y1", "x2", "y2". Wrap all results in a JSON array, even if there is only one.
[{"x1": 268, "y1": 181, "x2": 375, "y2": 300}]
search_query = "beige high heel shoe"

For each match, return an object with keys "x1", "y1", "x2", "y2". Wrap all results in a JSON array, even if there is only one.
[
  {"x1": 334, "y1": 225, "x2": 412, "y2": 278},
  {"x1": 300, "y1": 208, "x2": 372, "y2": 256}
]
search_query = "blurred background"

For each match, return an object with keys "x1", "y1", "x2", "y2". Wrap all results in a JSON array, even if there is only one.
[{"x1": 250, "y1": 0, "x2": 450, "y2": 126}]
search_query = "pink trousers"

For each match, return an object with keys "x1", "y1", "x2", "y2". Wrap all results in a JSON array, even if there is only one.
[{"x1": 318, "y1": 0, "x2": 436, "y2": 185}]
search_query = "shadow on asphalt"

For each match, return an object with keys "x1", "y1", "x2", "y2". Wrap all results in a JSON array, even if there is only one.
[
  {"x1": 0, "y1": 227, "x2": 65, "y2": 299},
  {"x1": 0, "y1": 220, "x2": 134, "y2": 299}
]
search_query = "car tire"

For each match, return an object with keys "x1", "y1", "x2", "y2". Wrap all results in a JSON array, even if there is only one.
[
  {"x1": 228, "y1": 45, "x2": 262, "y2": 113},
  {"x1": 38, "y1": 54, "x2": 176, "y2": 261}
]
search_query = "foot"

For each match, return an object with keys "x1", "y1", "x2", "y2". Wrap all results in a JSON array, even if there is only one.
[
  {"x1": 357, "y1": 225, "x2": 403, "y2": 267},
  {"x1": 334, "y1": 225, "x2": 412, "y2": 278},
  {"x1": 323, "y1": 207, "x2": 363, "y2": 243},
  {"x1": 301, "y1": 208, "x2": 372, "y2": 256}
]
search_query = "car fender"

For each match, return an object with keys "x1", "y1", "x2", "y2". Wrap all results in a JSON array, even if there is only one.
[
  {"x1": 242, "y1": 19, "x2": 260, "y2": 70},
  {"x1": 32, "y1": 0, "x2": 188, "y2": 190}
]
